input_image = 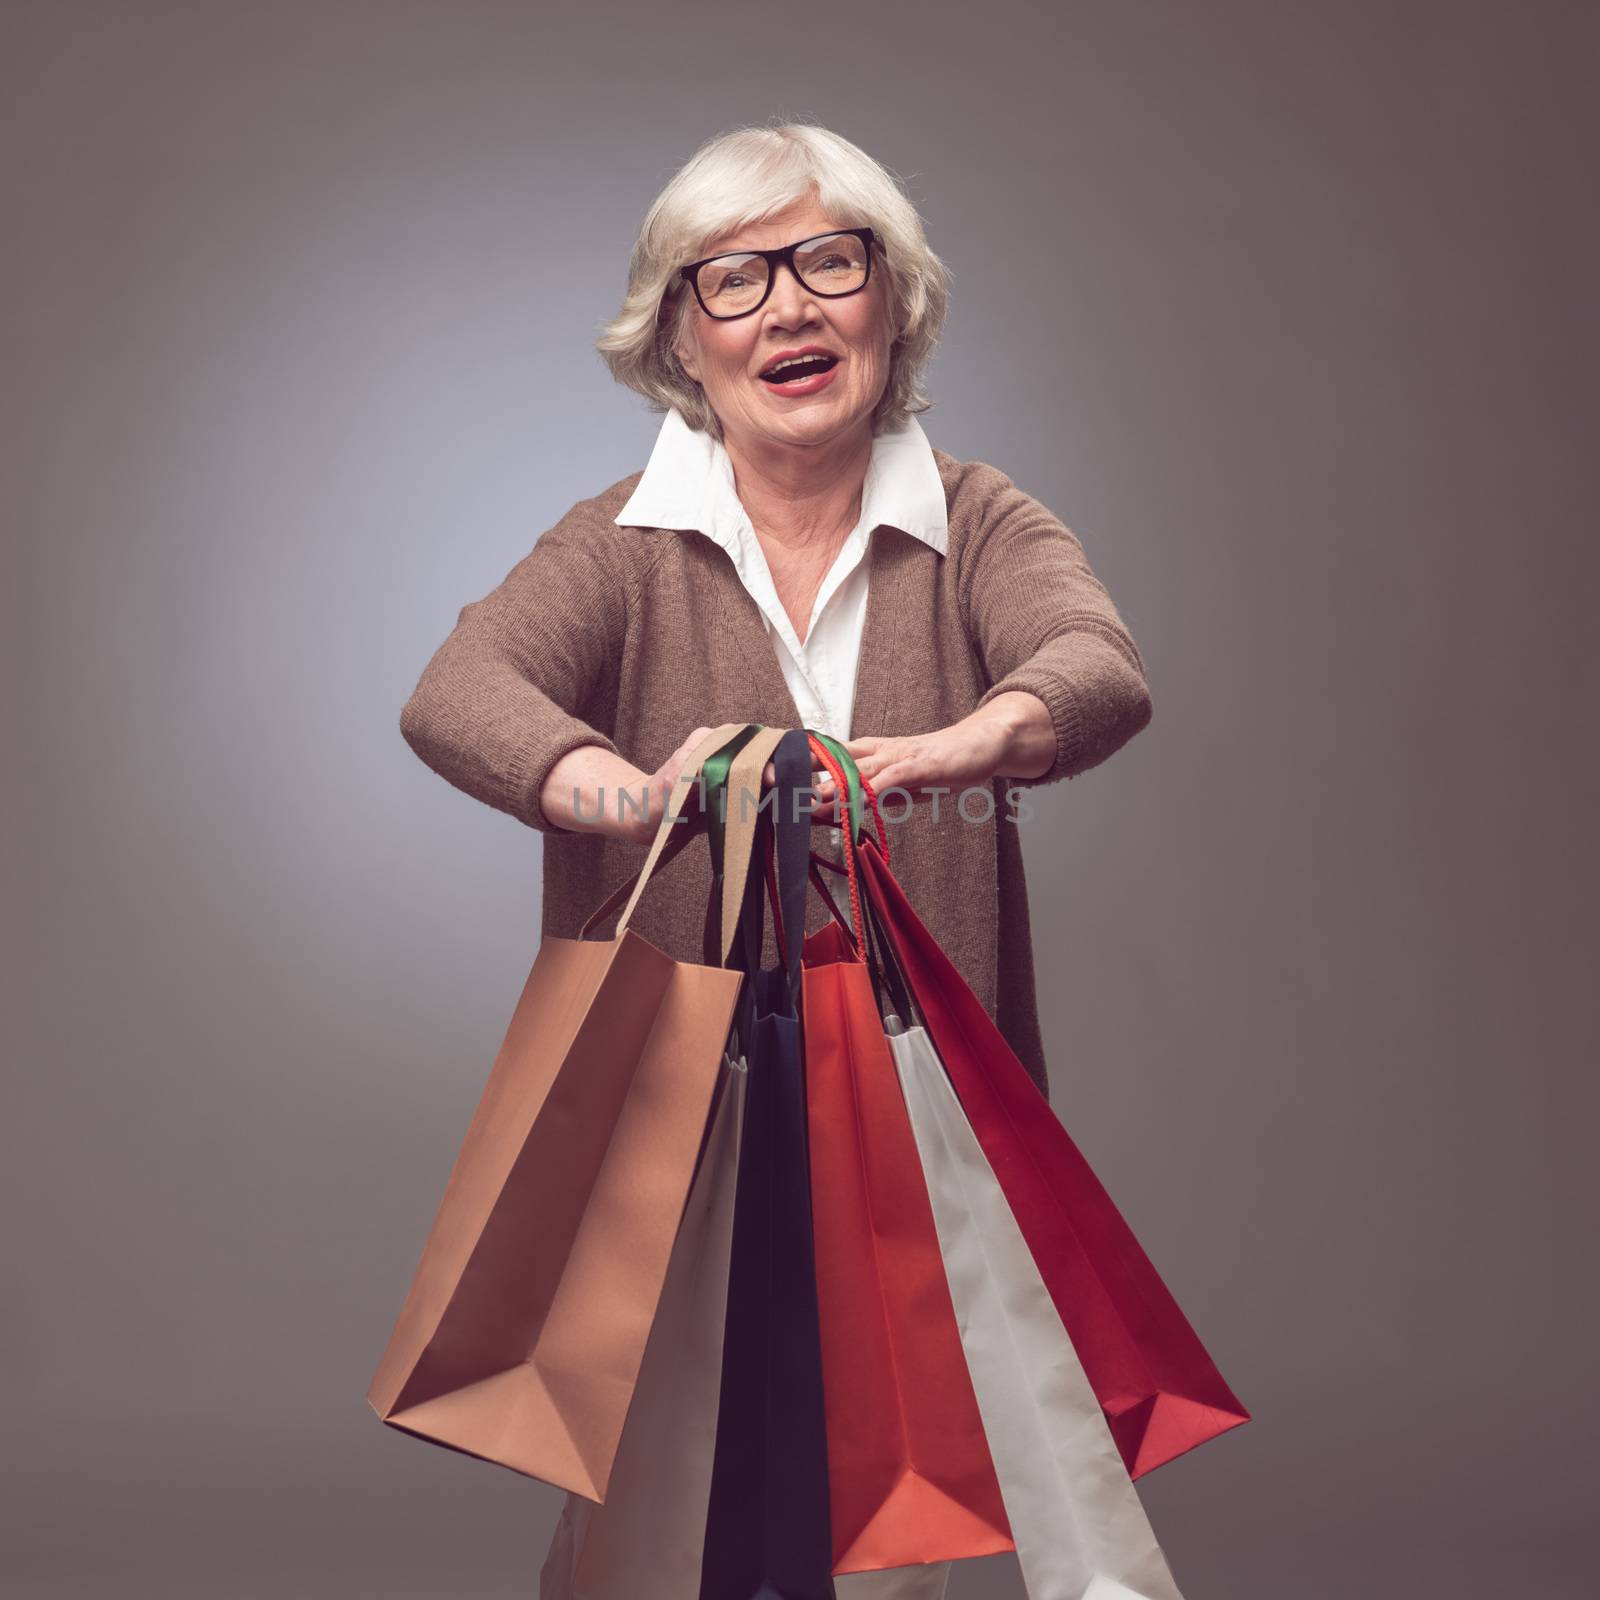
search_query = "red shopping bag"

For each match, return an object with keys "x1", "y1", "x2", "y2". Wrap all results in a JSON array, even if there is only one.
[
  {"x1": 851, "y1": 832, "x2": 1251, "y2": 1479},
  {"x1": 802, "y1": 912, "x2": 1013, "y2": 1575}
]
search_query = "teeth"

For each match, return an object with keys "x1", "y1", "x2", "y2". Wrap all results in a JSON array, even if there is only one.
[{"x1": 764, "y1": 354, "x2": 831, "y2": 377}]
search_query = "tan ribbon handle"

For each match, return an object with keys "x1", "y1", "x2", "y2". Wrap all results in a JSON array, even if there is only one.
[
  {"x1": 576, "y1": 724, "x2": 799, "y2": 955},
  {"x1": 716, "y1": 726, "x2": 790, "y2": 965},
  {"x1": 578, "y1": 722, "x2": 747, "y2": 941}
]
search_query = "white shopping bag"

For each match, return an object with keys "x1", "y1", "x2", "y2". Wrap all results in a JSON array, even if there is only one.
[
  {"x1": 540, "y1": 1051, "x2": 748, "y2": 1600},
  {"x1": 885, "y1": 1016, "x2": 1186, "y2": 1600}
]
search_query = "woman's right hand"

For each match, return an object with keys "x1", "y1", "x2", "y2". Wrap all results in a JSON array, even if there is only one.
[
  {"x1": 613, "y1": 726, "x2": 720, "y2": 847},
  {"x1": 625, "y1": 729, "x2": 842, "y2": 844},
  {"x1": 541, "y1": 727, "x2": 840, "y2": 845},
  {"x1": 539, "y1": 727, "x2": 716, "y2": 846}
]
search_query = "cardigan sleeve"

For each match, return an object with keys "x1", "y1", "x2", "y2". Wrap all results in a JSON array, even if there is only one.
[
  {"x1": 957, "y1": 469, "x2": 1153, "y2": 787},
  {"x1": 398, "y1": 506, "x2": 629, "y2": 832}
]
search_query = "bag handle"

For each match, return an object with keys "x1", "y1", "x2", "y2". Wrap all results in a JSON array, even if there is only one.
[
  {"x1": 770, "y1": 728, "x2": 814, "y2": 1010},
  {"x1": 730, "y1": 729, "x2": 813, "y2": 1014},
  {"x1": 805, "y1": 742, "x2": 913, "y2": 1030},
  {"x1": 578, "y1": 722, "x2": 751, "y2": 940},
  {"x1": 704, "y1": 726, "x2": 789, "y2": 966},
  {"x1": 806, "y1": 738, "x2": 862, "y2": 952},
  {"x1": 807, "y1": 729, "x2": 891, "y2": 869},
  {"x1": 811, "y1": 841, "x2": 916, "y2": 1026},
  {"x1": 808, "y1": 732, "x2": 902, "y2": 953},
  {"x1": 805, "y1": 850, "x2": 887, "y2": 1022}
]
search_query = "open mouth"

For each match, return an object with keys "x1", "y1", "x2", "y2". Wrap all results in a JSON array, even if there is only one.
[{"x1": 759, "y1": 353, "x2": 840, "y2": 386}]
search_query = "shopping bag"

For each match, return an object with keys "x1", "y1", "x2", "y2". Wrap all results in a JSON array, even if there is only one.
[
  {"x1": 887, "y1": 1014, "x2": 1186, "y2": 1600},
  {"x1": 538, "y1": 724, "x2": 792, "y2": 1594},
  {"x1": 853, "y1": 834, "x2": 1250, "y2": 1479},
  {"x1": 700, "y1": 728, "x2": 837, "y2": 1600},
  {"x1": 367, "y1": 724, "x2": 757, "y2": 1495},
  {"x1": 540, "y1": 1048, "x2": 749, "y2": 1600},
  {"x1": 801, "y1": 914, "x2": 1013, "y2": 1575}
]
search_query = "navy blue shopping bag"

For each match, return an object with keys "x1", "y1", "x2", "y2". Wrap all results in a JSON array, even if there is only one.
[{"x1": 699, "y1": 727, "x2": 836, "y2": 1600}]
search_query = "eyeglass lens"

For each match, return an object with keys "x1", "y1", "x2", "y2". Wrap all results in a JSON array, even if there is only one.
[{"x1": 695, "y1": 231, "x2": 869, "y2": 317}]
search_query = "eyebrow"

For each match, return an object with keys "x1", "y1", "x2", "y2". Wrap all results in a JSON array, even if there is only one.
[{"x1": 700, "y1": 230, "x2": 843, "y2": 260}]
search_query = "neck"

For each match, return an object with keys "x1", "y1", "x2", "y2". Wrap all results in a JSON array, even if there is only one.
[{"x1": 722, "y1": 422, "x2": 873, "y2": 547}]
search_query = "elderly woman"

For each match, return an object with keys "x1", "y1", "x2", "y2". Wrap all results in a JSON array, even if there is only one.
[{"x1": 400, "y1": 122, "x2": 1153, "y2": 1599}]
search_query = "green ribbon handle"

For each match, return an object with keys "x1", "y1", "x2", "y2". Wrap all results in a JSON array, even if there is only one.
[
  {"x1": 807, "y1": 729, "x2": 866, "y2": 847},
  {"x1": 683, "y1": 725, "x2": 872, "y2": 928}
]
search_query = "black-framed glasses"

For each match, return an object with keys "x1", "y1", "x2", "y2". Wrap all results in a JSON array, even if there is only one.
[{"x1": 677, "y1": 227, "x2": 879, "y2": 320}]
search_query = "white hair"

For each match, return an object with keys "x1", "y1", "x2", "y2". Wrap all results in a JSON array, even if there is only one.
[{"x1": 595, "y1": 121, "x2": 950, "y2": 441}]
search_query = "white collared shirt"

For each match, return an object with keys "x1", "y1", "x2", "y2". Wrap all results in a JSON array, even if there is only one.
[{"x1": 613, "y1": 406, "x2": 948, "y2": 740}]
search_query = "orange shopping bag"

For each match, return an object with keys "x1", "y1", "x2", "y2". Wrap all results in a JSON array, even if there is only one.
[{"x1": 800, "y1": 753, "x2": 1012, "y2": 1576}]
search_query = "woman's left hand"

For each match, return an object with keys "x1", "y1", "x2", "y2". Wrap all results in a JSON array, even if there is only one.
[{"x1": 813, "y1": 693, "x2": 1056, "y2": 815}]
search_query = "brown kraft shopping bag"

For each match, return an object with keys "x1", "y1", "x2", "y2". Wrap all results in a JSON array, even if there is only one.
[{"x1": 367, "y1": 723, "x2": 758, "y2": 1497}]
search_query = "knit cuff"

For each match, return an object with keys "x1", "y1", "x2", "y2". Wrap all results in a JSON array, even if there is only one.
[
  {"x1": 977, "y1": 671, "x2": 1085, "y2": 788},
  {"x1": 507, "y1": 724, "x2": 623, "y2": 834}
]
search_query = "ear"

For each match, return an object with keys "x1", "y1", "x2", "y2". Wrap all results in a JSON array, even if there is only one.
[
  {"x1": 672, "y1": 307, "x2": 704, "y2": 382},
  {"x1": 673, "y1": 330, "x2": 702, "y2": 385}
]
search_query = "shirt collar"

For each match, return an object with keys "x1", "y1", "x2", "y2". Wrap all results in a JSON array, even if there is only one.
[{"x1": 614, "y1": 405, "x2": 949, "y2": 556}]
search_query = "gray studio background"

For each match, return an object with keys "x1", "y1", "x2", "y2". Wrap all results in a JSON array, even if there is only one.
[{"x1": 4, "y1": 3, "x2": 1595, "y2": 1597}]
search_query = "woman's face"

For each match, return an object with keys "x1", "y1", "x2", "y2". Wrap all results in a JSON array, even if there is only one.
[{"x1": 672, "y1": 196, "x2": 893, "y2": 456}]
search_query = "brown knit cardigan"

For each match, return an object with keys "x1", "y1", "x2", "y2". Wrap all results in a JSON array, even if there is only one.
[{"x1": 399, "y1": 447, "x2": 1154, "y2": 1098}]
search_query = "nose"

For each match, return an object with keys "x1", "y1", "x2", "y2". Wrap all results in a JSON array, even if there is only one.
[{"x1": 762, "y1": 258, "x2": 820, "y2": 327}]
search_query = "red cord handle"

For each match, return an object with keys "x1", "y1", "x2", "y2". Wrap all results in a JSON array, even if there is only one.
[{"x1": 807, "y1": 735, "x2": 866, "y2": 953}]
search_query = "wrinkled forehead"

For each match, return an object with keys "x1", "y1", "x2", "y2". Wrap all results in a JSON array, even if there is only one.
[{"x1": 699, "y1": 206, "x2": 851, "y2": 259}]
